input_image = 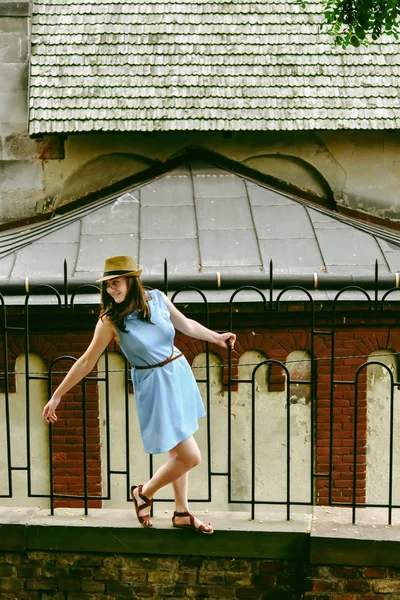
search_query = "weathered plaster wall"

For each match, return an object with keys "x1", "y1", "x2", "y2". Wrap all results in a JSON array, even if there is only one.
[
  {"x1": 1, "y1": 1, "x2": 400, "y2": 225},
  {"x1": 43, "y1": 131, "x2": 400, "y2": 224},
  {"x1": 0, "y1": 354, "x2": 49, "y2": 507},
  {"x1": 0, "y1": 2, "x2": 45, "y2": 222},
  {"x1": 366, "y1": 351, "x2": 400, "y2": 506}
]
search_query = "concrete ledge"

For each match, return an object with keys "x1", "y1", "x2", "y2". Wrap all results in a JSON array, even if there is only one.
[
  {"x1": 0, "y1": 507, "x2": 310, "y2": 559},
  {"x1": 1, "y1": 506, "x2": 400, "y2": 565},
  {"x1": 310, "y1": 506, "x2": 400, "y2": 567}
]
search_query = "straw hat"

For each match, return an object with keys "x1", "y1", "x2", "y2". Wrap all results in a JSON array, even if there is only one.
[{"x1": 96, "y1": 255, "x2": 142, "y2": 282}]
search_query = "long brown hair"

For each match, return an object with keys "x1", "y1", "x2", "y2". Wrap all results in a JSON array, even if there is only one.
[{"x1": 99, "y1": 276, "x2": 152, "y2": 331}]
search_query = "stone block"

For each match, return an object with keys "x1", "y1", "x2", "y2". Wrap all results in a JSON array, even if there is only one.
[
  {"x1": 148, "y1": 570, "x2": 173, "y2": 584},
  {"x1": 81, "y1": 580, "x2": 105, "y2": 592},
  {"x1": 1, "y1": 159, "x2": 43, "y2": 191},
  {"x1": 0, "y1": 189, "x2": 44, "y2": 223},
  {"x1": 0, "y1": 121, "x2": 26, "y2": 136},
  {"x1": 41, "y1": 593, "x2": 65, "y2": 600},
  {"x1": 0, "y1": 564, "x2": 16, "y2": 577},
  {"x1": 0, "y1": 93, "x2": 27, "y2": 126},
  {"x1": 0, "y1": 578, "x2": 24, "y2": 591},
  {"x1": 158, "y1": 584, "x2": 186, "y2": 597},
  {"x1": 0, "y1": 16, "x2": 27, "y2": 33},
  {"x1": 0, "y1": 31, "x2": 28, "y2": 62},
  {"x1": 26, "y1": 578, "x2": 58, "y2": 591},
  {"x1": 373, "y1": 580, "x2": 400, "y2": 593},
  {"x1": 0, "y1": 3, "x2": 30, "y2": 17},
  {"x1": 0, "y1": 63, "x2": 28, "y2": 93}
]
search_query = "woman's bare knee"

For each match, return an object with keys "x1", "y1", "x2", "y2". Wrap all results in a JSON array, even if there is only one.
[
  {"x1": 174, "y1": 438, "x2": 201, "y2": 470},
  {"x1": 187, "y1": 448, "x2": 201, "y2": 469}
]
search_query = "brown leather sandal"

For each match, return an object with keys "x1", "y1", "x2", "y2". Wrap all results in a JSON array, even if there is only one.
[
  {"x1": 130, "y1": 485, "x2": 153, "y2": 528},
  {"x1": 172, "y1": 510, "x2": 213, "y2": 535}
]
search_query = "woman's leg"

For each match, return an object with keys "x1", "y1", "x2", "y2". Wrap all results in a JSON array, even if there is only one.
[
  {"x1": 132, "y1": 436, "x2": 212, "y2": 531},
  {"x1": 132, "y1": 436, "x2": 199, "y2": 525},
  {"x1": 169, "y1": 449, "x2": 189, "y2": 512},
  {"x1": 169, "y1": 448, "x2": 213, "y2": 533},
  {"x1": 145, "y1": 436, "x2": 201, "y2": 496}
]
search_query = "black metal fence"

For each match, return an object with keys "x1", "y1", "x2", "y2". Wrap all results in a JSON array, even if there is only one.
[{"x1": 0, "y1": 262, "x2": 400, "y2": 523}]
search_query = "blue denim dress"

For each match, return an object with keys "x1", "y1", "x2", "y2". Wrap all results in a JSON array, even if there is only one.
[{"x1": 117, "y1": 289, "x2": 205, "y2": 454}]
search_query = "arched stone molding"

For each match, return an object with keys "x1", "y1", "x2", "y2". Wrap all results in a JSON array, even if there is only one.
[
  {"x1": 0, "y1": 354, "x2": 49, "y2": 507},
  {"x1": 0, "y1": 333, "x2": 64, "y2": 394},
  {"x1": 366, "y1": 350, "x2": 400, "y2": 506},
  {"x1": 386, "y1": 329, "x2": 400, "y2": 355},
  {"x1": 317, "y1": 130, "x2": 400, "y2": 220},
  {"x1": 354, "y1": 332, "x2": 397, "y2": 359},
  {"x1": 243, "y1": 153, "x2": 334, "y2": 206},
  {"x1": 175, "y1": 330, "x2": 330, "y2": 392},
  {"x1": 55, "y1": 152, "x2": 156, "y2": 209}
]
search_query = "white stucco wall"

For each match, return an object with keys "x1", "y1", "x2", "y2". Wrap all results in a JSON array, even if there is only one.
[
  {"x1": 0, "y1": 354, "x2": 49, "y2": 507},
  {"x1": 366, "y1": 351, "x2": 400, "y2": 506}
]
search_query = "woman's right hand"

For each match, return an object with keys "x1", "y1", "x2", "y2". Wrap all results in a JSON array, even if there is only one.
[
  {"x1": 40, "y1": 318, "x2": 116, "y2": 425},
  {"x1": 42, "y1": 396, "x2": 61, "y2": 424}
]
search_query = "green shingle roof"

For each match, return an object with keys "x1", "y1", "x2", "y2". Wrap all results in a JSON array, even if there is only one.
[{"x1": 29, "y1": 0, "x2": 400, "y2": 134}]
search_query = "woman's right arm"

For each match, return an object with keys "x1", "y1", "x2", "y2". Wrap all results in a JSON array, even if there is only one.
[{"x1": 42, "y1": 317, "x2": 116, "y2": 424}]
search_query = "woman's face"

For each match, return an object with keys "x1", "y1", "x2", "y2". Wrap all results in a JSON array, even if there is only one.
[{"x1": 106, "y1": 277, "x2": 129, "y2": 304}]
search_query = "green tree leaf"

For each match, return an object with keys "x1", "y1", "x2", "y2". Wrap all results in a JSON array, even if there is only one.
[{"x1": 298, "y1": 0, "x2": 400, "y2": 47}]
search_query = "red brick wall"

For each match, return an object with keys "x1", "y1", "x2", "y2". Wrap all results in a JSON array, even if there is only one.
[
  {"x1": 0, "y1": 552, "x2": 303, "y2": 599},
  {"x1": 305, "y1": 564, "x2": 400, "y2": 598},
  {"x1": 1, "y1": 550, "x2": 400, "y2": 599}
]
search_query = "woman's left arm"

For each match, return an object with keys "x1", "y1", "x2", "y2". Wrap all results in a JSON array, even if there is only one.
[{"x1": 162, "y1": 293, "x2": 236, "y2": 349}]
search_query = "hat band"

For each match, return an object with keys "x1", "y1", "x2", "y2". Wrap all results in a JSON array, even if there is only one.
[{"x1": 103, "y1": 269, "x2": 137, "y2": 277}]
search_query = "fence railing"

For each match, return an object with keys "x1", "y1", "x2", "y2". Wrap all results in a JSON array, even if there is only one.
[{"x1": 0, "y1": 262, "x2": 400, "y2": 523}]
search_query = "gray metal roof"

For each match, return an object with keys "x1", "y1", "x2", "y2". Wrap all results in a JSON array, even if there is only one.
[
  {"x1": 0, "y1": 161, "x2": 399, "y2": 303},
  {"x1": 29, "y1": 0, "x2": 400, "y2": 134}
]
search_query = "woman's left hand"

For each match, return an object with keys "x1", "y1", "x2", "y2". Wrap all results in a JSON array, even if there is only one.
[{"x1": 215, "y1": 332, "x2": 236, "y2": 349}]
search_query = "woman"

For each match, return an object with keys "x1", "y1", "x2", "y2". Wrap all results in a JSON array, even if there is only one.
[{"x1": 42, "y1": 255, "x2": 236, "y2": 534}]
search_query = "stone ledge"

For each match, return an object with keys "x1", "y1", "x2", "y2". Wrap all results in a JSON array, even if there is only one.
[
  {"x1": 310, "y1": 506, "x2": 400, "y2": 567},
  {"x1": 0, "y1": 507, "x2": 310, "y2": 559},
  {"x1": 1, "y1": 506, "x2": 400, "y2": 566}
]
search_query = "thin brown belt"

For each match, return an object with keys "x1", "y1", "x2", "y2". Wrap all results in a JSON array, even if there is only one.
[{"x1": 134, "y1": 350, "x2": 183, "y2": 370}]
